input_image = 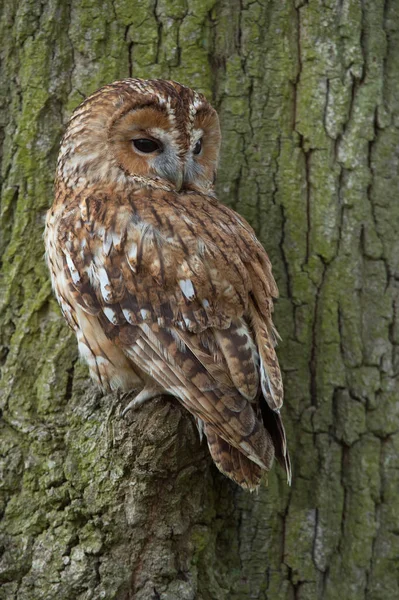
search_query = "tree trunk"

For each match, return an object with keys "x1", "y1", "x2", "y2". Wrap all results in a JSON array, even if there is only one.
[{"x1": 1, "y1": 0, "x2": 398, "y2": 598}]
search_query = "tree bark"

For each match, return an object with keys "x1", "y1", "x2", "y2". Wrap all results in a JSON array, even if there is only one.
[{"x1": 1, "y1": 0, "x2": 398, "y2": 598}]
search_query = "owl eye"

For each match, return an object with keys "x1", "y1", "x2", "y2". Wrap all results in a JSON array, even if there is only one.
[
  {"x1": 193, "y1": 138, "x2": 202, "y2": 155},
  {"x1": 133, "y1": 138, "x2": 162, "y2": 153}
]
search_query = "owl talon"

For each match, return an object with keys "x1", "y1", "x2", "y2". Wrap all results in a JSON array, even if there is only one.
[{"x1": 120, "y1": 385, "x2": 163, "y2": 418}]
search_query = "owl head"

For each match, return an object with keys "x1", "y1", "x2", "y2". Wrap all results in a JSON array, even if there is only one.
[{"x1": 58, "y1": 78, "x2": 221, "y2": 194}]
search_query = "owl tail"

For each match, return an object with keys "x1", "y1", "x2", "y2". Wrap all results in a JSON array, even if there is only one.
[
  {"x1": 260, "y1": 402, "x2": 292, "y2": 486},
  {"x1": 204, "y1": 404, "x2": 291, "y2": 490},
  {"x1": 204, "y1": 424, "x2": 263, "y2": 491}
]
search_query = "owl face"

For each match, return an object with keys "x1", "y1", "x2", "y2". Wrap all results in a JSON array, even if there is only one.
[{"x1": 59, "y1": 79, "x2": 221, "y2": 194}]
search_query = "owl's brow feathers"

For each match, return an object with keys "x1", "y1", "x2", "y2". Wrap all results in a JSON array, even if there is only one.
[{"x1": 45, "y1": 78, "x2": 291, "y2": 491}]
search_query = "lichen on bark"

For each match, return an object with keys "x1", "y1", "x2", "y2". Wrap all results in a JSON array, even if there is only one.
[{"x1": 1, "y1": 1, "x2": 398, "y2": 599}]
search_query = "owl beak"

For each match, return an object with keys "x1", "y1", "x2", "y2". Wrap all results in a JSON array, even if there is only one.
[
  {"x1": 156, "y1": 156, "x2": 184, "y2": 191},
  {"x1": 174, "y1": 169, "x2": 183, "y2": 192}
]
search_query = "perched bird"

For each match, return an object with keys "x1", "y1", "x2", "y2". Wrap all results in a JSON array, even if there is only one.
[{"x1": 45, "y1": 78, "x2": 291, "y2": 490}]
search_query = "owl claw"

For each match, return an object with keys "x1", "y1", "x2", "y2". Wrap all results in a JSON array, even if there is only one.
[
  {"x1": 195, "y1": 417, "x2": 204, "y2": 442},
  {"x1": 120, "y1": 385, "x2": 164, "y2": 418}
]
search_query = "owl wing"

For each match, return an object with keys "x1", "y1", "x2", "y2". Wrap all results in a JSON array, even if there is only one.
[{"x1": 55, "y1": 187, "x2": 289, "y2": 486}]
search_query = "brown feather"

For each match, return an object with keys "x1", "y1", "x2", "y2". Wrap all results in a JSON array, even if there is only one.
[{"x1": 205, "y1": 425, "x2": 265, "y2": 491}]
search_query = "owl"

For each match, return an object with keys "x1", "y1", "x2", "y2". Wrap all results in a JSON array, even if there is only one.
[{"x1": 45, "y1": 78, "x2": 291, "y2": 491}]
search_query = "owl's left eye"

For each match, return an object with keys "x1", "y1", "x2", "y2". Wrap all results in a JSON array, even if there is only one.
[
  {"x1": 193, "y1": 138, "x2": 202, "y2": 155},
  {"x1": 133, "y1": 138, "x2": 162, "y2": 153}
]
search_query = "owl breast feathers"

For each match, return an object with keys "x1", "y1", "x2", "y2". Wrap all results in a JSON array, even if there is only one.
[{"x1": 45, "y1": 78, "x2": 291, "y2": 491}]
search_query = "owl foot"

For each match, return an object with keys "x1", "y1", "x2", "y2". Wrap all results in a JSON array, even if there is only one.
[
  {"x1": 195, "y1": 417, "x2": 205, "y2": 442},
  {"x1": 120, "y1": 384, "x2": 164, "y2": 418}
]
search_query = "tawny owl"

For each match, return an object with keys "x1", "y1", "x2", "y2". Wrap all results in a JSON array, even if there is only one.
[{"x1": 45, "y1": 78, "x2": 291, "y2": 491}]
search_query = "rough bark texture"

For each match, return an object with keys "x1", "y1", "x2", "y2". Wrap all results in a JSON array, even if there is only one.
[{"x1": 1, "y1": 1, "x2": 398, "y2": 598}]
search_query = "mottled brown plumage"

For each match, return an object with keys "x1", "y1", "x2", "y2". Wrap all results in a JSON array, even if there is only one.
[{"x1": 45, "y1": 78, "x2": 291, "y2": 490}]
